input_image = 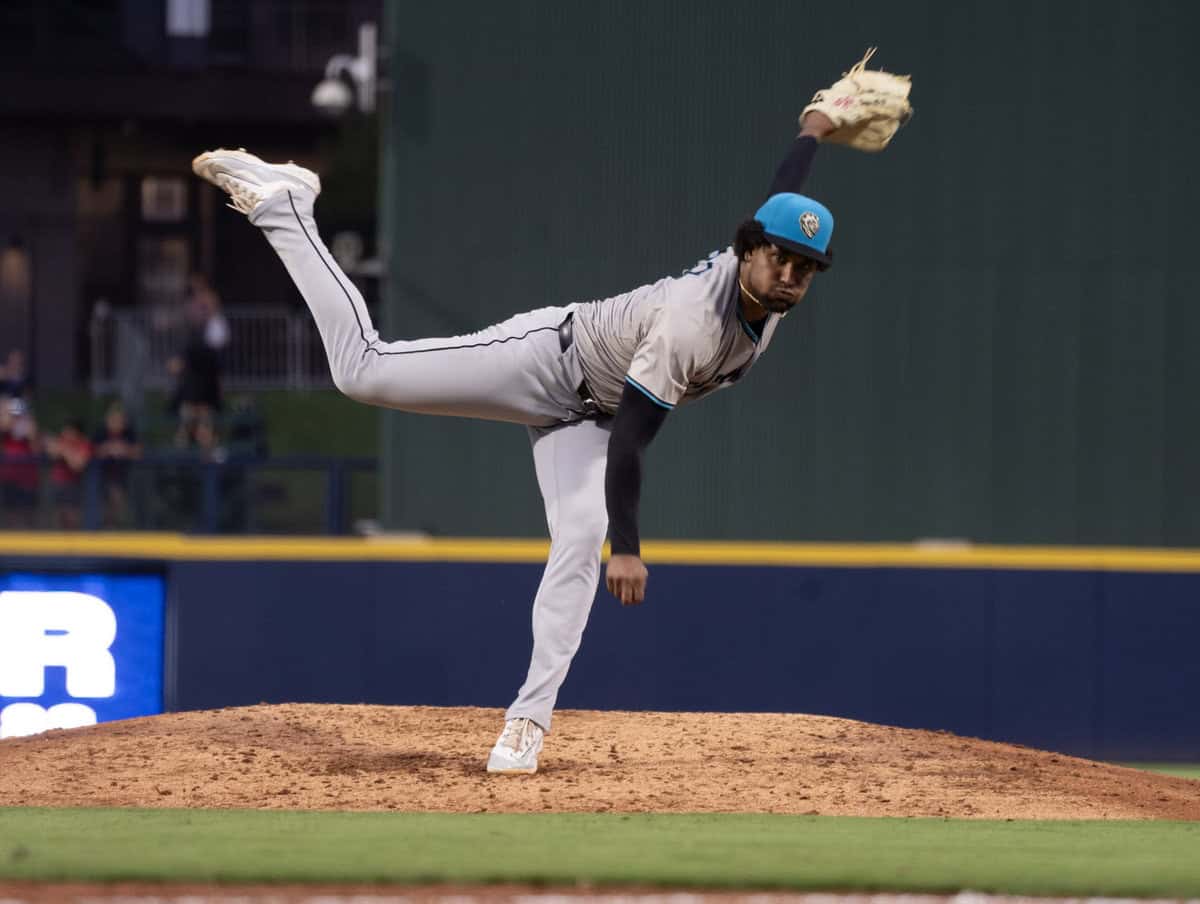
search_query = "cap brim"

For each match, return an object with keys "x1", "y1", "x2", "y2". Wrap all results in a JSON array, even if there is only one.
[{"x1": 764, "y1": 232, "x2": 832, "y2": 266}]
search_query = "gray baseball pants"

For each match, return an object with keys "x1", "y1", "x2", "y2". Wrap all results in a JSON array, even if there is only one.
[{"x1": 251, "y1": 188, "x2": 609, "y2": 732}]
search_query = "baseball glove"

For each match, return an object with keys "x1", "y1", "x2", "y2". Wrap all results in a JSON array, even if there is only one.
[{"x1": 802, "y1": 48, "x2": 913, "y2": 152}]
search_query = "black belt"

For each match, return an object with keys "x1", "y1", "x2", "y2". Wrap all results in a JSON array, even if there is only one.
[
  {"x1": 558, "y1": 313, "x2": 599, "y2": 412},
  {"x1": 558, "y1": 312, "x2": 576, "y2": 353}
]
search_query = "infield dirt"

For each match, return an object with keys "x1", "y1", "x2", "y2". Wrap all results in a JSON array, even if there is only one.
[{"x1": 0, "y1": 704, "x2": 1196, "y2": 819}]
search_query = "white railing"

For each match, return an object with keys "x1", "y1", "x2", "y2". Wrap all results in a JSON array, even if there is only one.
[{"x1": 89, "y1": 305, "x2": 333, "y2": 395}]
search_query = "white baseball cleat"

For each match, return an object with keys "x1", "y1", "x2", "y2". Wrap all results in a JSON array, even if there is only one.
[
  {"x1": 486, "y1": 717, "x2": 544, "y2": 775},
  {"x1": 191, "y1": 148, "x2": 321, "y2": 216}
]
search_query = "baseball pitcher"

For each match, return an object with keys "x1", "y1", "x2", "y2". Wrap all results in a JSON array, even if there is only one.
[{"x1": 192, "y1": 50, "x2": 912, "y2": 774}]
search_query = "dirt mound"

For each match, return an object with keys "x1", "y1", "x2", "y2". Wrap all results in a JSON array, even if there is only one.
[{"x1": 0, "y1": 704, "x2": 1196, "y2": 819}]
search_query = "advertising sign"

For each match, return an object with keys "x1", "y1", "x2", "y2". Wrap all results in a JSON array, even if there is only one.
[{"x1": 0, "y1": 572, "x2": 165, "y2": 738}]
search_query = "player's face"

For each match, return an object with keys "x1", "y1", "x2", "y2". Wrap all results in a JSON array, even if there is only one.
[{"x1": 742, "y1": 244, "x2": 819, "y2": 313}]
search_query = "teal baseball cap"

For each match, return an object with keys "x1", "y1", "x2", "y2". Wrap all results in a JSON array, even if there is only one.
[{"x1": 754, "y1": 193, "x2": 834, "y2": 266}]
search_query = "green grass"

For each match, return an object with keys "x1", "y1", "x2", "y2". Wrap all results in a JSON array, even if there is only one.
[
  {"x1": 2, "y1": 809, "x2": 1200, "y2": 895},
  {"x1": 1125, "y1": 763, "x2": 1200, "y2": 780}
]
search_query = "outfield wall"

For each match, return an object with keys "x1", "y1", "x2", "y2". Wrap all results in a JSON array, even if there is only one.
[
  {"x1": 2, "y1": 535, "x2": 1198, "y2": 760},
  {"x1": 379, "y1": 1, "x2": 1200, "y2": 547}
]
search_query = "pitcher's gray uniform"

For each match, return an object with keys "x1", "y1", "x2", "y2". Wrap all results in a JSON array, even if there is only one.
[
  {"x1": 193, "y1": 126, "x2": 835, "y2": 773},
  {"x1": 572, "y1": 249, "x2": 781, "y2": 413},
  {"x1": 250, "y1": 186, "x2": 775, "y2": 731}
]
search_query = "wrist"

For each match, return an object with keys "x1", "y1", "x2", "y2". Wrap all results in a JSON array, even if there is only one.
[{"x1": 799, "y1": 110, "x2": 836, "y2": 139}]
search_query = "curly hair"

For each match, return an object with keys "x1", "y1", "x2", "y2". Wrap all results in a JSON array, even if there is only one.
[
  {"x1": 733, "y1": 219, "x2": 769, "y2": 261},
  {"x1": 732, "y1": 218, "x2": 833, "y2": 271}
]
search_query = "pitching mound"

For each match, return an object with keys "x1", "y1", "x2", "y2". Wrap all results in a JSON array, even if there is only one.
[{"x1": 0, "y1": 704, "x2": 1196, "y2": 819}]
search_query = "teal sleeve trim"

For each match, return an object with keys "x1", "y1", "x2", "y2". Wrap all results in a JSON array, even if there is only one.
[
  {"x1": 735, "y1": 306, "x2": 762, "y2": 344},
  {"x1": 625, "y1": 377, "x2": 675, "y2": 410}
]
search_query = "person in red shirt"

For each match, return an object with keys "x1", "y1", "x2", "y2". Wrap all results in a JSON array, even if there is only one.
[
  {"x1": 92, "y1": 400, "x2": 142, "y2": 527},
  {"x1": 45, "y1": 418, "x2": 93, "y2": 529}
]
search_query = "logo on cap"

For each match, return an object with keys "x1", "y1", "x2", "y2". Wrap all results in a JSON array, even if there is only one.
[{"x1": 799, "y1": 212, "x2": 820, "y2": 239}]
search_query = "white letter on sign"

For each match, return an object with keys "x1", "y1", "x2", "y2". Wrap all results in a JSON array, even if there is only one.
[
  {"x1": 0, "y1": 702, "x2": 98, "y2": 738},
  {"x1": 0, "y1": 591, "x2": 117, "y2": 698}
]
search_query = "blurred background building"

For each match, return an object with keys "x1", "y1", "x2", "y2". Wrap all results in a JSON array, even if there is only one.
[
  {"x1": 0, "y1": 0, "x2": 381, "y2": 533},
  {"x1": 0, "y1": 0, "x2": 379, "y2": 392}
]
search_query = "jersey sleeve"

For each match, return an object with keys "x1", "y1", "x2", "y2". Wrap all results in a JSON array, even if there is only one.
[
  {"x1": 606, "y1": 382, "x2": 671, "y2": 557},
  {"x1": 624, "y1": 302, "x2": 706, "y2": 409},
  {"x1": 767, "y1": 135, "x2": 819, "y2": 198}
]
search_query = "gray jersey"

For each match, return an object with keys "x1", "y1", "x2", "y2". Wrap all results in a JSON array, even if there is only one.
[
  {"x1": 570, "y1": 249, "x2": 781, "y2": 413},
  {"x1": 250, "y1": 183, "x2": 781, "y2": 737}
]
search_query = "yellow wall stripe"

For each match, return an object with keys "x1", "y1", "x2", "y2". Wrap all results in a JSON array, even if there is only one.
[{"x1": 2, "y1": 532, "x2": 1200, "y2": 572}]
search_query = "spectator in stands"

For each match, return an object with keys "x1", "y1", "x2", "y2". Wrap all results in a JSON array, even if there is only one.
[
  {"x1": 192, "y1": 272, "x2": 230, "y2": 353},
  {"x1": 167, "y1": 274, "x2": 229, "y2": 418},
  {"x1": 0, "y1": 348, "x2": 29, "y2": 400},
  {"x1": 160, "y1": 407, "x2": 227, "y2": 530},
  {"x1": 170, "y1": 405, "x2": 225, "y2": 461},
  {"x1": 226, "y1": 396, "x2": 268, "y2": 460},
  {"x1": 187, "y1": 412, "x2": 226, "y2": 463},
  {"x1": 0, "y1": 396, "x2": 40, "y2": 528},
  {"x1": 92, "y1": 400, "x2": 142, "y2": 527},
  {"x1": 45, "y1": 418, "x2": 93, "y2": 529}
]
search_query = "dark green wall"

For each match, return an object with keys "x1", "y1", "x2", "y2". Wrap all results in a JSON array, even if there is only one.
[{"x1": 378, "y1": 0, "x2": 1200, "y2": 544}]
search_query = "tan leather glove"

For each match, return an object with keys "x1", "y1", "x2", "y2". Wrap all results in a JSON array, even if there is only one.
[{"x1": 801, "y1": 48, "x2": 914, "y2": 152}]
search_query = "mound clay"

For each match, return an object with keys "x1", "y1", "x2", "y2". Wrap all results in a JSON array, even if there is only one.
[{"x1": 0, "y1": 704, "x2": 1196, "y2": 819}]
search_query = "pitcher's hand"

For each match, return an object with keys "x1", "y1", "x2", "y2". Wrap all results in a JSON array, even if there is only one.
[
  {"x1": 799, "y1": 110, "x2": 836, "y2": 139},
  {"x1": 606, "y1": 554, "x2": 648, "y2": 606}
]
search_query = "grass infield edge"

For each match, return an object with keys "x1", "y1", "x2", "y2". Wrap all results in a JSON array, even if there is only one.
[{"x1": 0, "y1": 808, "x2": 1199, "y2": 896}]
